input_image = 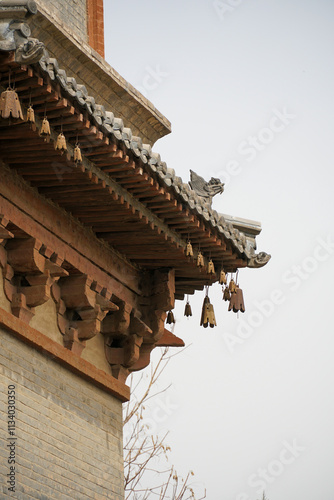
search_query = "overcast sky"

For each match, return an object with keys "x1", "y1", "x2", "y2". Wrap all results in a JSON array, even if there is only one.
[{"x1": 104, "y1": 1, "x2": 334, "y2": 499}]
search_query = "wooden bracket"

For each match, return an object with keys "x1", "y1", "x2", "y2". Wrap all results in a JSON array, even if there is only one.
[
  {"x1": 63, "y1": 327, "x2": 86, "y2": 356},
  {"x1": 53, "y1": 273, "x2": 118, "y2": 353},
  {"x1": 102, "y1": 301, "x2": 132, "y2": 338},
  {"x1": 0, "y1": 236, "x2": 69, "y2": 324},
  {"x1": 0, "y1": 215, "x2": 14, "y2": 245},
  {"x1": 103, "y1": 268, "x2": 177, "y2": 380}
]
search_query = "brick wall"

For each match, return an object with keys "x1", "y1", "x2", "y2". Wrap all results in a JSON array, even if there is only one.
[
  {"x1": 0, "y1": 328, "x2": 124, "y2": 500},
  {"x1": 36, "y1": 0, "x2": 105, "y2": 56},
  {"x1": 37, "y1": 0, "x2": 88, "y2": 42},
  {"x1": 87, "y1": 0, "x2": 105, "y2": 57}
]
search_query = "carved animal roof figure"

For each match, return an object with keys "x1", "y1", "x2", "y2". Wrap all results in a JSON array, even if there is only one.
[{"x1": 189, "y1": 169, "x2": 224, "y2": 207}]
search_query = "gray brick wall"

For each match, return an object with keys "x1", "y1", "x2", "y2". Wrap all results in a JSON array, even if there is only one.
[
  {"x1": 37, "y1": 0, "x2": 88, "y2": 42},
  {"x1": 0, "y1": 328, "x2": 124, "y2": 500}
]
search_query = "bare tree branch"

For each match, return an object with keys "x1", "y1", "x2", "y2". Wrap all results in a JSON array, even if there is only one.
[{"x1": 123, "y1": 347, "x2": 206, "y2": 499}]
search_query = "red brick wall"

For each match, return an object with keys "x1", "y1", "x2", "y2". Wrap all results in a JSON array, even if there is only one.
[{"x1": 87, "y1": 0, "x2": 105, "y2": 58}]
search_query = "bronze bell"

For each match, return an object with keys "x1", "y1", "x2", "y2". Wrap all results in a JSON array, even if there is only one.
[
  {"x1": 219, "y1": 270, "x2": 227, "y2": 285},
  {"x1": 184, "y1": 301, "x2": 192, "y2": 317},
  {"x1": 223, "y1": 286, "x2": 231, "y2": 301},
  {"x1": 40, "y1": 117, "x2": 51, "y2": 141},
  {"x1": 228, "y1": 286, "x2": 245, "y2": 313},
  {"x1": 200, "y1": 295, "x2": 217, "y2": 328},
  {"x1": 166, "y1": 310, "x2": 175, "y2": 324},
  {"x1": 55, "y1": 132, "x2": 67, "y2": 154},
  {"x1": 207, "y1": 259, "x2": 215, "y2": 274},
  {"x1": 186, "y1": 241, "x2": 193, "y2": 257},
  {"x1": 200, "y1": 296, "x2": 210, "y2": 326},
  {"x1": 229, "y1": 279, "x2": 237, "y2": 293},
  {"x1": 207, "y1": 303, "x2": 217, "y2": 328},
  {"x1": 73, "y1": 144, "x2": 82, "y2": 163},
  {"x1": 26, "y1": 105, "x2": 35, "y2": 124},
  {"x1": 197, "y1": 251, "x2": 204, "y2": 268},
  {"x1": 0, "y1": 88, "x2": 23, "y2": 120}
]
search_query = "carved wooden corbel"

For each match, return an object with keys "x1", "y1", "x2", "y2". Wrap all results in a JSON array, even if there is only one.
[
  {"x1": 102, "y1": 301, "x2": 132, "y2": 338},
  {"x1": 1, "y1": 258, "x2": 15, "y2": 304},
  {"x1": 132, "y1": 268, "x2": 175, "y2": 372},
  {"x1": 22, "y1": 272, "x2": 53, "y2": 307},
  {"x1": 140, "y1": 268, "x2": 175, "y2": 342},
  {"x1": 54, "y1": 273, "x2": 118, "y2": 354},
  {"x1": 103, "y1": 302, "x2": 136, "y2": 371},
  {"x1": 110, "y1": 365, "x2": 130, "y2": 385},
  {"x1": 0, "y1": 215, "x2": 14, "y2": 245},
  {"x1": 124, "y1": 334, "x2": 144, "y2": 367},
  {"x1": 104, "y1": 334, "x2": 144, "y2": 368},
  {"x1": 103, "y1": 302, "x2": 155, "y2": 377},
  {"x1": 151, "y1": 269, "x2": 175, "y2": 312},
  {"x1": 103, "y1": 268, "x2": 177, "y2": 380},
  {"x1": 6, "y1": 237, "x2": 46, "y2": 274},
  {"x1": 128, "y1": 343, "x2": 155, "y2": 372},
  {"x1": 0, "y1": 237, "x2": 68, "y2": 323},
  {"x1": 11, "y1": 291, "x2": 34, "y2": 324},
  {"x1": 63, "y1": 327, "x2": 86, "y2": 357}
]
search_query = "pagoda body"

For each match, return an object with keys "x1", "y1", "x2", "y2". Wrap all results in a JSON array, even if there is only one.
[{"x1": 0, "y1": 1, "x2": 269, "y2": 498}]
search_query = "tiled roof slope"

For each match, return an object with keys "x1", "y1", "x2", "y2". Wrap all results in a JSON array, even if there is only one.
[{"x1": 37, "y1": 54, "x2": 270, "y2": 266}]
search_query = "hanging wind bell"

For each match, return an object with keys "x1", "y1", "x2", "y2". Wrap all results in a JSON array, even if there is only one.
[
  {"x1": 186, "y1": 240, "x2": 193, "y2": 257},
  {"x1": 73, "y1": 143, "x2": 82, "y2": 163},
  {"x1": 228, "y1": 271, "x2": 245, "y2": 313},
  {"x1": 223, "y1": 286, "x2": 231, "y2": 301},
  {"x1": 200, "y1": 294, "x2": 210, "y2": 326},
  {"x1": 184, "y1": 295, "x2": 192, "y2": 317},
  {"x1": 219, "y1": 270, "x2": 227, "y2": 285},
  {"x1": 55, "y1": 116, "x2": 67, "y2": 154},
  {"x1": 229, "y1": 278, "x2": 237, "y2": 293},
  {"x1": 26, "y1": 89, "x2": 36, "y2": 129},
  {"x1": 40, "y1": 116, "x2": 51, "y2": 141},
  {"x1": 207, "y1": 259, "x2": 215, "y2": 274},
  {"x1": 166, "y1": 310, "x2": 175, "y2": 324},
  {"x1": 55, "y1": 132, "x2": 67, "y2": 154},
  {"x1": 26, "y1": 105, "x2": 35, "y2": 125},
  {"x1": 200, "y1": 288, "x2": 216, "y2": 328},
  {"x1": 0, "y1": 87, "x2": 23, "y2": 120},
  {"x1": 197, "y1": 251, "x2": 204, "y2": 268},
  {"x1": 228, "y1": 284, "x2": 245, "y2": 313}
]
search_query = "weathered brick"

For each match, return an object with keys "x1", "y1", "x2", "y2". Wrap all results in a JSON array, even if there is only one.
[
  {"x1": 0, "y1": 328, "x2": 124, "y2": 499},
  {"x1": 37, "y1": 0, "x2": 88, "y2": 42}
]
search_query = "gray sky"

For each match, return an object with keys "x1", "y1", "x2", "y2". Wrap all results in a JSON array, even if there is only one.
[{"x1": 104, "y1": 1, "x2": 334, "y2": 499}]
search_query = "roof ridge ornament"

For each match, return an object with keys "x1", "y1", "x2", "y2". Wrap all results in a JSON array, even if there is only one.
[
  {"x1": 189, "y1": 169, "x2": 224, "y2": 208},
  {"x1": 0, "y1": 0, "x2": 44, "y2": 63},
  {"x1": 247, "y1": 251, "x2": 271, "y2": 268}
]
